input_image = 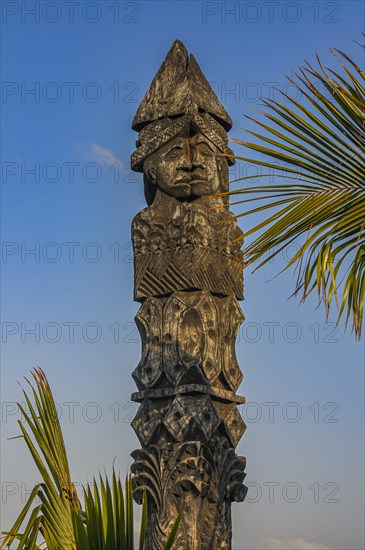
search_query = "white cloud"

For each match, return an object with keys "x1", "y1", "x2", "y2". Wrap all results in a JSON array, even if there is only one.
[
  {"x1": 80, "y1": 142, "x2": 123, "y2": 167},
  {"x1": 263, "y1": 538, "x2": 331, "y2": 550}
]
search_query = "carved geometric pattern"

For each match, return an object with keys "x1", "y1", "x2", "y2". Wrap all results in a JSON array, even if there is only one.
[
  {"x1": 133, "y1": 297, "x2": 163, "y2": 388},
  {"x1": 133, "y1": 204, "x2": 244, "y2": 300},
  {"x1": 162, "y1": 395, "x2": 220, "y2": 443},
  {"x1": 163, "y1": 397, "x2": 191, "y2": 441},
  {"x1": 132, "y1": 292, "x2": 243, "y2": 395},
  {"x1": 131, "y1": 399, "x2": 164, "y2": 446},
  {"x1": 213, "y1": 402, "x2": 247, "y2": 448},
  {"x1": 131, "y1": 437, "x2": 247, "y2": 549},
  {"x1": 196, "y1": 399, "x2": 221, "y2": 441},
  {"x1": 221, "y1": 296, "x2": 245, "y2": 391}
]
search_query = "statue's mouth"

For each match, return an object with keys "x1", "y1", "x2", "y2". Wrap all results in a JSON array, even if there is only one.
[
  {"x1": 176, "y1": 175, "x2": 208, "y2": 184},
  {"x1": 190, "y1": 177, "x2": 207, "y2": 184},
  {"x1": 176, "y1": 177, "x2": 193, "y2": 184}
]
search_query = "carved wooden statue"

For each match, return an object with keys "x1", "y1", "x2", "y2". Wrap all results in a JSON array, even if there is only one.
[{"x1": 130, "y1": 40, "x2": 247, "y2": 549}]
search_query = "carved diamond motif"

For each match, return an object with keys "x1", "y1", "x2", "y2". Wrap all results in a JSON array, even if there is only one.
[
  {"x1": 196, "y1": 398, "x2": 220, "y2": 440},
  {"x1": 223, "y1": 405, "x2": 247, "y2": 448},
  {"x1": 163, "y1": 397, "x2": 191, "y2": 441},
  {"x1": 131, "y1": 399, "x2": 163, "y2": 445}
]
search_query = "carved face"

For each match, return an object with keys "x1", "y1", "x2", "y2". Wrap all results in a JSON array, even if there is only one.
[{"x1": 144, "y1": 133, "x2": 225, "y2": 200}]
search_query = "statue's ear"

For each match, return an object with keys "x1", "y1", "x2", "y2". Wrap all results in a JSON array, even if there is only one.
[
  {"x1": 146, "y1": 164, "x2": 157, "y2": 185},
  {"x1": 217, "y1": 155, "x2": 229, "y2": 195},
  {"x1": 217, "y1": 155, "x2": 225, "y2": 180}
]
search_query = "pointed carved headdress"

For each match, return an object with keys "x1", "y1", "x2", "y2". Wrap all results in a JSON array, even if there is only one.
[{"x1": 131, "y1": 40, "x2": 235, "y2": 172}]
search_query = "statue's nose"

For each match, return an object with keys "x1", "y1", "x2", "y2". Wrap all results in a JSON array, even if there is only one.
[
  {"x1": 191, "y1": 148, "x2": 205, "y2": 169},
  {"x1": 179, "y1": 157, "x2": 193, "y2": 171},
  {"x1": 191, "y1": 157, "x2": 205, "y2": 170}
]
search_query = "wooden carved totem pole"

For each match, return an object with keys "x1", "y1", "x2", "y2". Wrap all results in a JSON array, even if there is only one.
[{"x1": 130, "y1": 40, "x2": 247, "y2": 549}]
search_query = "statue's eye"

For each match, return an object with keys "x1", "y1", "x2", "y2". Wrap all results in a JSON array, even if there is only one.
[
  {"x1": 165, "y1": 147, "x2": 181, "y2": 159},
  {"x1": 198, "y1": 145, "x2": 212, "y2": 156}
]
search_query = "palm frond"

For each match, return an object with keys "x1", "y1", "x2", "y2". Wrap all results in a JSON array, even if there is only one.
[
  {"x1": 73, "y1": 473, "x2": 146, "y2": 550},
  {"x1": 1, "y1": 369, "x2": 181, "y2": 549},
  {"x1": 1, "y1": 368, "x2": 77, "y2": 549},
  {"x1": 225, "y1": 43, "x2": 365, "y2": 338}
]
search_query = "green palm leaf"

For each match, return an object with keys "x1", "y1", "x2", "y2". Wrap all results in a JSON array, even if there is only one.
[
  {"x1": 1, "y1": 368, "x2": 77, "y2": 549},
  {"x1": 225, "y1": 42, "x2": 365, "y2": 338},
  {"x1": 1, "y1": 369, "x2": 181, "y2": 549}
]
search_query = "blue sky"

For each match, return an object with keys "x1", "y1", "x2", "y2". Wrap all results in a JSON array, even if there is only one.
[{"x1": 1, "y1": 1, "x2": 364, "y2": 548}]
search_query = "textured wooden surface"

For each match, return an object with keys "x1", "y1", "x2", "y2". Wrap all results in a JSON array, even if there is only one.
[{"x1": 130, "y1": 40, "x2": 247, "y2": 549}]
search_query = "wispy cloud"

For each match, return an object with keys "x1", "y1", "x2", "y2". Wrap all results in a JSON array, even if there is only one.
[
  {"x1": 79, "y1": 142, "x2": 124, "y2": 167},
  {"x1": 263, "y1": 538, "x2": 331, "y2": 550}
]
